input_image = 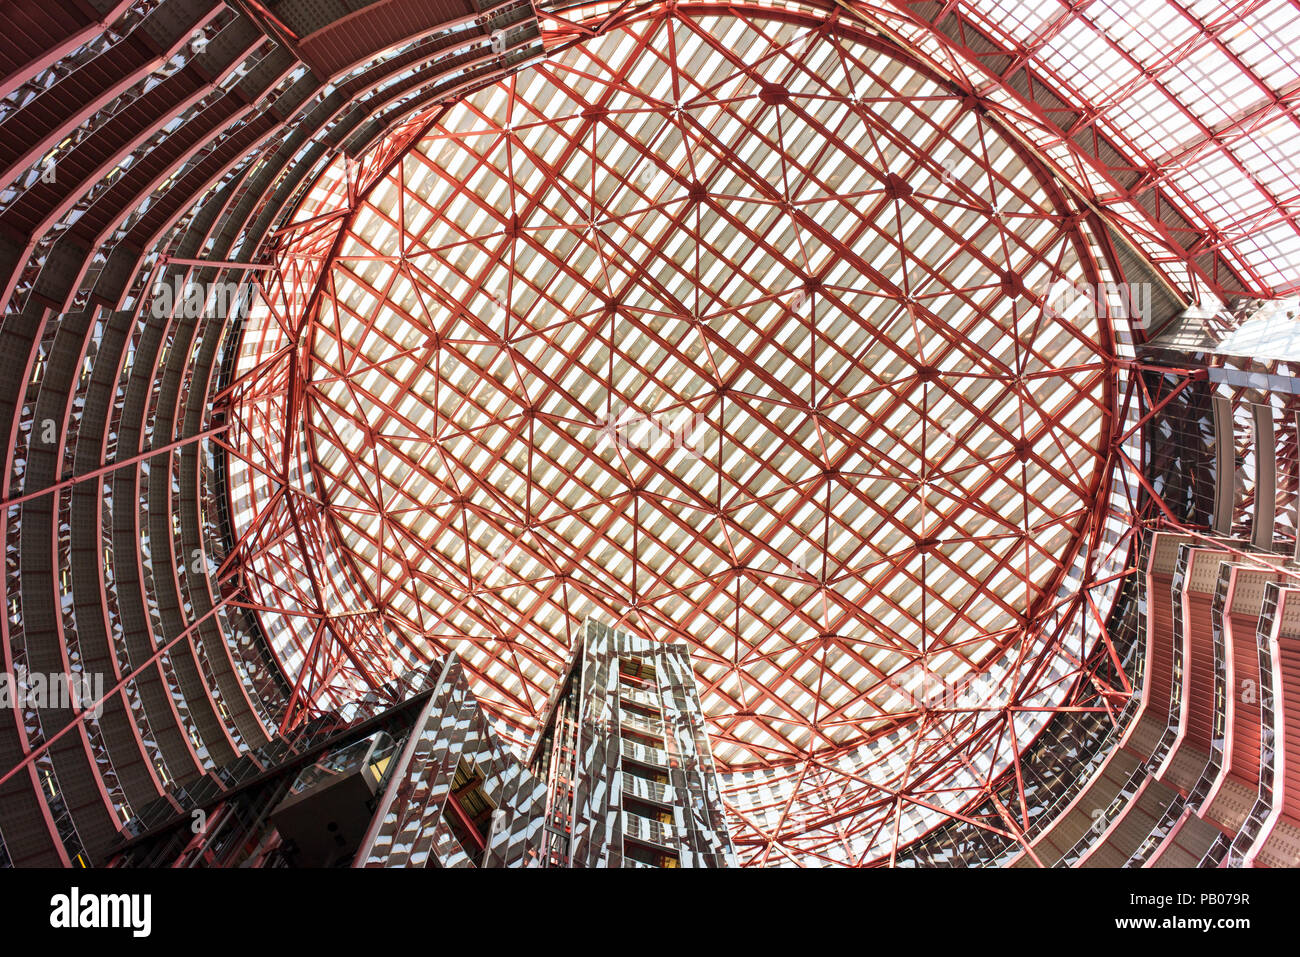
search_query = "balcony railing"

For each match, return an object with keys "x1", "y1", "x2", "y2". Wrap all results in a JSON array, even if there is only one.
[
  {"x1": 619, "y1": 684, "x2": 658, "y2": 709},
  {"x1": 621, "y1": 738, "x2": 670, "y2": 767},
  {"x1": 620, "y1": 711, "x2": 666, "y2": 737},
  {"x1": 623, "y1": 811, "x2": 676, "y2": 847},
  {"x1": 622, "y1": 775, "x2": 674, "y2": 805}
]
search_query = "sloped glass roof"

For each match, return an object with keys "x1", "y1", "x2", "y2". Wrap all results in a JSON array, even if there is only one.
[
  {"x1": 864, "y1": 0, "x2": 1300, "y2": 297},
  {"x1": 230, "y1": 0, "x2": 1300, "y2": 862}
]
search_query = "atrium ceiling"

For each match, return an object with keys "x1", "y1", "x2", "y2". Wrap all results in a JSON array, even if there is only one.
[{"x1": 0, "y1": 0, "x2": 1294, "y2": 866}]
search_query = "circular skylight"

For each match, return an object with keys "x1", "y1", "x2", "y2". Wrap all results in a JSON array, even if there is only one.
[{"x1": 231, "y1": 6, "x2": 1123, "y2": 859}]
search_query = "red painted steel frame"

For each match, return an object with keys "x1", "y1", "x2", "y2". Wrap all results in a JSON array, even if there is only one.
[{"x1": 217, "y1": 2, "x2": 1213, "y2": 864}]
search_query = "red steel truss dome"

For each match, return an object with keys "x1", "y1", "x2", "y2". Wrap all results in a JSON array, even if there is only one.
[
  {"x1": 2, "y1": 0, "x2": 1296, "y2": 870},
  {"x1": 228, "y1": 6, "x2": 1132, "y2": 862}
]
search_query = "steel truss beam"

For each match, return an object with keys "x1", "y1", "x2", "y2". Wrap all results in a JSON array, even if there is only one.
[{"x1": 212, "y1": 2, "x2": 1288, "y2": 864}]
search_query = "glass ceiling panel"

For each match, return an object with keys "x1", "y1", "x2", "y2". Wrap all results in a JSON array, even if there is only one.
[{"x1": 227, "y1": 4, "x2": 1158, "y2": 862}]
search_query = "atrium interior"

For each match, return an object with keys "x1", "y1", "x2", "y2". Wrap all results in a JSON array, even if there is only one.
[{"x1": 0, "y1": 0, "x2": 1297, "y2": 869}]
